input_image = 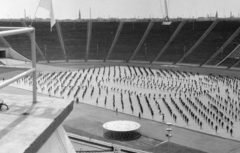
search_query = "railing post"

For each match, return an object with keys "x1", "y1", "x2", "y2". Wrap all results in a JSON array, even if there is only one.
[
  {"x1": 0, "y1": 27, "x2": 37, "y2": 103},
  {"x1": 31, "y1": 28, "x2": 37, "y2": 103}
]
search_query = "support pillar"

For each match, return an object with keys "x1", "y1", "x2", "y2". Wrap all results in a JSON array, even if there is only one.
[
  {"x1": 104, "y1": 21, "x2": 124, "y2": 62},
  {"x1": 56, "y1": 21, "x2": 68, "y2": 62},
  {"x1": 128, "y1": 21, "x2": 154, "y2": 62},
  {"x1": 176, "y1": 20, "x2": 219, "y2": 64},
  {"x1": 31, "y1": 29, "x2": 37, "y2": 103},
  {"x1": 202, "y1": 26, "x2": 240, "y2": 66},
  {"x1": 85, "y1": 21, "x2": 92, "y2": 62},
  {"x1": 151, "y1": 20, "x2": 186, "y2": 63},
  {"x1": 21, "y1": 20, "x2": 49, "y2": 63}
]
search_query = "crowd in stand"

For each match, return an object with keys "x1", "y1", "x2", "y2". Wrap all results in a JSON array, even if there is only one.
[{"x1": 15, "y1": 65, "x2": 240, "y2": 137}]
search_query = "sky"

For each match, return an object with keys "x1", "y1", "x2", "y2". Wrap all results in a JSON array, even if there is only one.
[{"x1": 0, "y1": 0, "x2": 240, "y2": 19}]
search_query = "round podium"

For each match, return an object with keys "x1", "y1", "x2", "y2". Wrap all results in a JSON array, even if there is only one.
[{"x1": 103, "y1": 120, "x2": 141, "y2": 141}]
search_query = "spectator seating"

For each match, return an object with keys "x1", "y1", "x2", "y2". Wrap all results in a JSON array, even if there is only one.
[
  {"x1": 109, "y1": 22, "x2": 149, "y2": 61},
  {"x1": 158, "y1": 21, "x2": 212, "y2": 63},
  {"x1": 133, "y1": 22, "x2": 180, "y2": 61},
  {"x1": 182, "y1": 21, "x2": 240, "y2": 65},
  {"x1": 61, "y1": 22, "x2": 87, "y2": 60},
  {"x1": 89, "y1": 22, "x2": 119, "y2": 60}
]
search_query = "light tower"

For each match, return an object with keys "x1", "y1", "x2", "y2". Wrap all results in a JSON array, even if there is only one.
[
  {"x1": 162, "y1": 0, "x2": 172, "y2": 25},
  {"x1": 164, "y1": 0, "x2": 169, "y2": 21}
]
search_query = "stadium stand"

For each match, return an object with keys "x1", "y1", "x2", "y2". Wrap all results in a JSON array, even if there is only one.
[
  {"x1": 153, "y1": 20, "x2": 186, "y2": 62},
  {"x1": 1, "y1": 22, "x2": 45, "y2": 62},
  {"x1": 133, "y1": 21, "x2": 180, "y2": 61},
  {"x1": 56, "y1": 22, "x2": 68, "y2": 61},
  {"x1": 158, "y1": 21, "x2": 212, "y2": 63},
  {"x1": 21, "y1": 21, "x2": 47, "y2": 62},
  {"x1": 26, "y1": 21, "x2": 64, "y2": 61},
  {"x1": 109, "y1": 22, "x2": 149, "y2": 61},
  {"x1": 182, "y1": 21, "x2": 240, "y2": 65},
  {"x1": 128, "y1": 21, "x2": 154, "y2": 62},
  {"x1": 60, "y1": 22, "x2": 87, "y2": 60},
  {"x1": 1, "y1": 21, "x2": 32, "y2": 60},
  {"x1": 220, "y1": 58, "x2": 239, "y2": 67},
  {"x1": 232, "y1": 60, "x2": 240, "y2": 68},
  {"x1": 1, "y1": 20, "x2": 240, "y2": 69},
  {"x1": 202, "y1": 27, "x2": 240, "y2": 66},
  {"x1": 89, "y1": 22, "x2": 119, "y2": 60},
  {"x1": 86, "y1": 21, "x2": 92, "y2": 61},
  {"x1": 207, "y1": 23, "x2": 240, "y2": 66}
]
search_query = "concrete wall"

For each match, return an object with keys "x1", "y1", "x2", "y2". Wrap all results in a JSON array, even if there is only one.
[
  {"x1": 37, "y1": 125, "x2": 75, "y2": 153},
  {"x1": 0, "y1": 47, "x2": 31, "y2": 62}
]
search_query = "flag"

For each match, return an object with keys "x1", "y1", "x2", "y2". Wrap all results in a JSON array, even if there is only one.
[{"x1": 37, "y1": 0, "x2": 56, "y2": 30}]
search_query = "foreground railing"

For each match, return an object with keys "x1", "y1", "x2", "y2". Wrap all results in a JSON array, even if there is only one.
[{"x1": 0, "y1": 26, "x2": 37, "y2": 103}]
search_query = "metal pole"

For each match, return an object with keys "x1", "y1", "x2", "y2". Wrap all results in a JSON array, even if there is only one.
[
  {"x1": 184, "y1": 46, "x2": 186, "y2": 56},
  {"x1": 168, "y1": 131, "x2": 170, "y2": 153},
  {"x1": 166, "y1": 123, "x2": 172, "y2": 153},
  {"x1": 144, "y1": 44, "x2": 147, "y2": 60},
  {"x1": 144, "y1": 44, "x2": 146, "y2": 56},
  {"x1": 45, "y1": 45, "x2": 47, "y2": 57},
  {"x1": 0, "y1": 68, "x2": 36, "y2": 89},
  {"x1": 31, "y1": 29, "x2": 37, "y2": 103},
  {"x1": 0, "y1": 28, "x2": 34, "y2": 37},
  {"x1": 0, "y1": 27, "x2": 26, "y2": 30},
  {"x1": 97, "y1": 44, "x2": 99, "y2": 56}
]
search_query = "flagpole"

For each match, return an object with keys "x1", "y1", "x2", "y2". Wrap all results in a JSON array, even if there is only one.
[{"x1": 31, "y1": 7, "x2": 39, "y2": 26}]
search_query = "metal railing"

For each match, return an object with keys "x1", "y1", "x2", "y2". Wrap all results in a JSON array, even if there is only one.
[{"x1": 0, "y1": 26, "x2": 37, "y2": 103}]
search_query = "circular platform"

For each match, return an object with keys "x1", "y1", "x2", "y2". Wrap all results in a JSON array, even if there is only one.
[{"x1": 103, "y1": 120, "x2": 141, "y2": 141}]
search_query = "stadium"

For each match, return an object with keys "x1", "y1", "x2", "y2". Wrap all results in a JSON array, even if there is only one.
[{"x1": 1, "y1": 0, "x2": 240, "y2": 153}]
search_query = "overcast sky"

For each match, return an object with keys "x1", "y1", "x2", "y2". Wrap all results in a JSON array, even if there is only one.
[{"x1": 1, "y1": 0, "x2": 240, "y2": 19}]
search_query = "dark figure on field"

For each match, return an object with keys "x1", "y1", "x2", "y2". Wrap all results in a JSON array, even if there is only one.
[{"x1": 230, "y1": 128, "x2": 233, "y2": 137}]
